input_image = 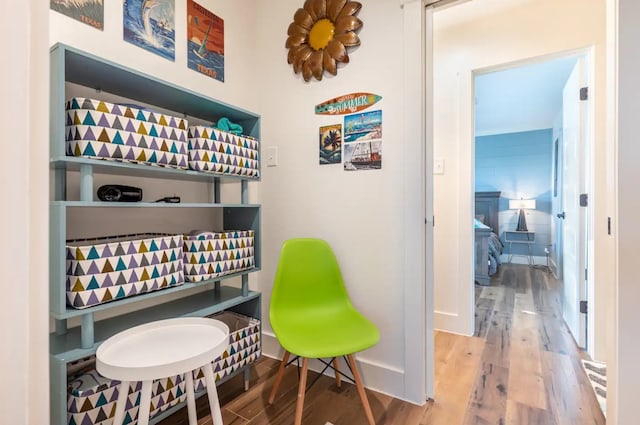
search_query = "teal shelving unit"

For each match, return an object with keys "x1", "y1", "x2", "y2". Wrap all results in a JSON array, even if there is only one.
[{"x1": 49, "y1": 43, "x2": 262, "y2": 425}]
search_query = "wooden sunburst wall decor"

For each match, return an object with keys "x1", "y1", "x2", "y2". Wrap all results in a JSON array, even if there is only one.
[{"x1": 285, "y1": 0, "x2": 363, "y2": 82}]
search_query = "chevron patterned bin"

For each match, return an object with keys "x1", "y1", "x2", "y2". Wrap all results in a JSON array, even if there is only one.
[
  {"x1": 66, "y1": 358, "x2": 187, "y2": 425},
  {"x1": 183, "y1": 230, "x2": 255, "y2": 283},
  {"x1": 66, "y1": 312, "x2": 260, "y2": 424},
  {"x1": 66, "y1": 234, "x2": 184, "y2": 309},
  {"x1": 193, "y1": 311, "x2": 261, "y2": 390},
  {"x1": 65, "y1": 97, "x2": 189, "y2": 169},
  {"x1": 187, "y1": 126, "x2": 259, "y2": 177}
]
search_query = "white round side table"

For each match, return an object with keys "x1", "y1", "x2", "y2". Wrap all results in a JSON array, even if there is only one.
[{"x1": 96, "y1": 317, "x2": 230, "y2": 425}]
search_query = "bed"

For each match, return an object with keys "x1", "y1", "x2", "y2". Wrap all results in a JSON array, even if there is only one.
[{"x1": 474, "y1": 191, "x2": 503, "y2": 285}]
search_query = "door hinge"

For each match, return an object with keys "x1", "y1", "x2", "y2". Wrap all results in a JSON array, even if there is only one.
[
  {"x1": 580, "y1": 87, "x2": 589, "y2": 101},
  {"x1": 585, "y1": 268, "x2": 588, "y2": 280},
  {"x1": 580, "y1": 193, "x2": 588, "y2": 207},
  {"x1": 608, "y1": 217, "x2": 612, "y2": 235},
  {"x1": 580, "y1": 300, "x2": 588, "y2": 314}
]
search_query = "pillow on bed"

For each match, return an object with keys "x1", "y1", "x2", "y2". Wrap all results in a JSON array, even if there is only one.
[{"x1": 474, "y1": 218, "x2": 491, "y2": 229}]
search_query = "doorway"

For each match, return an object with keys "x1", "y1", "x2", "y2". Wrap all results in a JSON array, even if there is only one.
[{"x1": 472, "y1": 53, "x2": 592, "y2": 351}]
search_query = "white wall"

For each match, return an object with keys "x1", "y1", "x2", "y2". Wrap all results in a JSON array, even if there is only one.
[
  {"x1": 50, "y1": 0, "x2": 258, "y2": 114},
  {"x1": 432, "y1": 0, "x2": 611, "y2": 361},
  {"x1": 252, "y1": 0, "x2": 420, "y2": 400},
  {"x1": 0, "y1": 1, "x2": 49, "y2": 424}
]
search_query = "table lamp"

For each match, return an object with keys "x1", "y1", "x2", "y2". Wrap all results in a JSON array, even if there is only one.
[{"x1": 509, "y1": 198, "x2": 536, "y2": 231}]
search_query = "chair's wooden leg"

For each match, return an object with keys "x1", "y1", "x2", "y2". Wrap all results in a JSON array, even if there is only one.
[
  {"x1": 294, "y1": 357, "x2": 309, "y2": 425},
  {"x1": 347, "y1": 354, "x2": 376, "y2": 425},
  {"x1": 268, "y1": 350, "x2": 290, "y2": 404},
  {"x1": 333, "y1": 357, "x2": 341, "y2": 388}
]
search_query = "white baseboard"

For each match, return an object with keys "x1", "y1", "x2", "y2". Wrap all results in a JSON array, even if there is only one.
[{"x1": 261, "y1": 331, "x2": 405, "y2": 400}]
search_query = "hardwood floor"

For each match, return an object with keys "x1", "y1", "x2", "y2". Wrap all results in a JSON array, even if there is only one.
[{"x1": 159, "y1": 264, "x2": 605, "y2": 425}]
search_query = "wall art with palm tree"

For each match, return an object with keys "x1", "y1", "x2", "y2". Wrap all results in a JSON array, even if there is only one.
[{"x1": 319, "y1": 124, "x2": 342, "y2": 165}]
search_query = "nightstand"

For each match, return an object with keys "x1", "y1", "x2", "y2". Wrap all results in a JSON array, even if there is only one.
[{"x1": 504, "y1": 231, "x2": 535, "y2": 265}]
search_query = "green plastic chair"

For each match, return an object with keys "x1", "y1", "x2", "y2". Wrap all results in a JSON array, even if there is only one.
[{"x1": 268, "y1": 238, "x2": 380, "y2": 425}]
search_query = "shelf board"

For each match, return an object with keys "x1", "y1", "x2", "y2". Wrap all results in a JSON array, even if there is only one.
[
  {"x1": 50, "y1": 286, "x2": 261, "y2": 361},
  {"x1": 51, "y1": 269, "x2": 260, "y2": 320},
  {"x1": 55, "y1": 43, "x2": 260, "y2": 131},
  {"x1": 52, "y1": 200, "x2": 260, "y2": 208},
  {"x1": 51, "y1": 156, "x2": 260, "y2": 183}
]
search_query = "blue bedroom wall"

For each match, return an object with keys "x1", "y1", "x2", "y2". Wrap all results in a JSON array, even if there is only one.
[{"x1": 475, "y1": 129, "x2": 553, "y2": 258}]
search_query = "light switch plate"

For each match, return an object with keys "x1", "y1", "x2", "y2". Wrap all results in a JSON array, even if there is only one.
[
  {"x1": 434, "y1": 158, "x2": 445, "y2": 174},
  {"x1": 266, "y1": 146, "x2": 278, "y2": 167}
]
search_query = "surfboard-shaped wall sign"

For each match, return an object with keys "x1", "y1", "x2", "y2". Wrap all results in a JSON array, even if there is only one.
[{"x1": 315, "y1": 92, "x2": 382, "y2": 115}]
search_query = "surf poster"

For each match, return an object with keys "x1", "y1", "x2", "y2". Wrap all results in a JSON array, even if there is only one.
[
  {"x1": 319, "y1": 124, "x2": 342, "y2": 165},
  {"x1": 123, "y1": 0, "x2": 175, "y2": 61},
  {"x1": 50, "y1": 0, "x2": 104, "y2": 30},
  {"x1": 187, "y1": 0, "x2": 225, "y2": 82}
]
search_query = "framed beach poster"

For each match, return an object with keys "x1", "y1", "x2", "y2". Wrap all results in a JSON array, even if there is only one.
[{"x1": 187, "y1": 0, "x2": 225, "y2": 82}]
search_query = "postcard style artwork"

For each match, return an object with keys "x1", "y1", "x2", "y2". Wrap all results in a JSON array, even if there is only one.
[
  {"x1": 319, "y1": 124, "x2": 342, "y2": 165},
  {"x1": 123, "y1": 0, "x2": 175, "y2": 61},
  {"x1": 187, "y1": 0, "x2": 225, "y2": 82},
  {"x1": 50, "y1": 0, "x2": 104, "y2": 30},
  {"x1": 343, "y1": 110, "x2": 382, "y2": 171}
]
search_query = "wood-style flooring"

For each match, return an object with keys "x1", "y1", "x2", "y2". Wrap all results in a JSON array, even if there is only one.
[{"x1": 159, "y1": 264, "x2": 605, "y2": 425}]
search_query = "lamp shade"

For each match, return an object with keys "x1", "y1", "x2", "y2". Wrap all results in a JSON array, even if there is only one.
[{"x1": 509, "y1": 199, "x2": 536, "y2": 210}]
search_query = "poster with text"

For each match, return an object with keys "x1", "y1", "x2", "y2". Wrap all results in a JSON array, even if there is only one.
[
  {"x1": 50, "y1": 0, "x2": 104, "y2": 30},
  {"x1": 319, "y1": 124, "x2": 342, "y2": 165},
  {"x1": 123, "y1": 0, "x2": 175, "y2": 61},
  {"x1": 187, "y1": 0, "x2": 225, "y2": 82}
]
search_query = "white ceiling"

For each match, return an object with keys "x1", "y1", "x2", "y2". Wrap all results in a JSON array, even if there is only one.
[{"x1": 474, "y1": 55, "x2": 578, "y2": 136}]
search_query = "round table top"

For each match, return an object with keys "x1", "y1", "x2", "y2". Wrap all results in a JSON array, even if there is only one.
[{"x1": 96, "y1": 317, "x2": 230, "y2": 381}]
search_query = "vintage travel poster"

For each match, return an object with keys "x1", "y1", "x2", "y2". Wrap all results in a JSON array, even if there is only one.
[
  {"x1": 50, "y1": 0, "x2": 104, "y2": 30},
  {"x1": 343, "y1": 110, "x2": 382, "y2": 171},
  {"x1": 319, "y1": 124, "x2": 342, "y2": 165},
  {"x1": 123, "y1": 0, "x2": 176, "y2": 61},
  {"x1": 187, "y1": 0, "x2": 225, "y2": 82}
]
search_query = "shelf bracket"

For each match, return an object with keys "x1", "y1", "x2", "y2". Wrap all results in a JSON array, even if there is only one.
[
  {"x1": 79, "y1": 164, "x2": 94, "y2": 202},
  {"x1": 242, "y1": 274, "x2": 249, "y2": 297},
  {"x1": 81, "y1": 312, "x2": 95, "y2": 349},
  {"x1": 54, "y1": 319, "x2": 67, "y2": 335},
  {"x1": 212, "y1": 177, "x2": 221, "y2": 203},
  {"x1": 241, "y1": 180, "x2": 248, "y2": 204}
]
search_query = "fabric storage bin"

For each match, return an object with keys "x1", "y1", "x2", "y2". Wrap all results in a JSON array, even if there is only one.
[
  {"x1": 187, "y1": 126, "x2": 259, "y2": 177},
  {"x1": 193, "y1": 311, "x2": 261, "y2": 391},
  {"x1": 65, "y1": 97, "x2": 189, "y2": 169},
  {"x1": 66, "y1": 357, "x2": 187, "y2": 425},
  {"x1": 66, "y1": 234, "x2": 184, "y2": 309},
  {"x1": 183, "y1": 230, "x2": 255, "y2": 283}
]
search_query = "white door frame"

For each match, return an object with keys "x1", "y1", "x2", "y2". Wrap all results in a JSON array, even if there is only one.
[{"x1": 413, "y1": 0, "x2": 619, "y2": 419}]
